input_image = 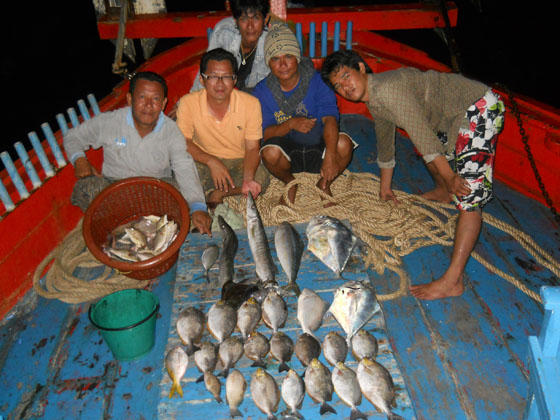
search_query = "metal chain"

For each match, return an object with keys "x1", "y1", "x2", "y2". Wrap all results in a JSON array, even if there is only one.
[{"x1": 499, "y1": 84, "x2": 560, "y2": 223}]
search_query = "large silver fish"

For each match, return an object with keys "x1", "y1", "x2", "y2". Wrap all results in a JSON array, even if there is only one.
[
  {"x1": 201, "y1": 244, "x2": 219, "y2": 283},
  {"x1": 281, "y1": 369, "x2": 305, "y2": 420},
  {"x1": 357, "y1": 357, "x2": 398, "y2": 417},
  {"x1": 251, "y1": 368, "x2": 280, "y2": 420},
  {"x1": 297, "y1": 288, "x2": 329, "y2": 338},
  {"x1": 226, "y1": 369, "x2": 247, "y2": 418},
  {"x1": 332, "y1": 362, "x2": 368, "y2": 420},
  {"x1": 305, "y1": 215, "x2": 361, "y2": 277},
  {"x1": 207, "y1": 300, "x2": 237, "y2": 344},
  {"x1": 218, "y1": 215, "x2": 238, "y2": 286},
  {"x1": 176, "y1": 306, "x2": 205, "y2": 355},
  {"x1": 328, "y1": 281, "x2": 380, "y2": 346},
  {"x1": 246, "y1": 191, "x2": 276, "y2": 284},
  {"x1": 194, "y1": 341, "x2": 218, "y2": 383},
  {"x1": 274, "y1": 221, "x2": 303, "y2": 296},
  {"x1": 304, "y1": 358, "x2": 336, "y2": 416},
  {"x1": 165, "y1": 346, "x2": 189, "y2": 398}
]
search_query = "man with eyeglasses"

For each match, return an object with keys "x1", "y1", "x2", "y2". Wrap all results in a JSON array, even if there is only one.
[{"x1": 176, "y1": 48, "x2": 269, "y2": 210}]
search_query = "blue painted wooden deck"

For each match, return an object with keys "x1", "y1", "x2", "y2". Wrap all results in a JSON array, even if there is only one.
[{"x1": 1, "y1": 114, "x2": 558, "y2": 419}]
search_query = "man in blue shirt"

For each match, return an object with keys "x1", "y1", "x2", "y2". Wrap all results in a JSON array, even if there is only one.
[{"x1": 252, "y1": 24, "x2": 355, "y2": 204}]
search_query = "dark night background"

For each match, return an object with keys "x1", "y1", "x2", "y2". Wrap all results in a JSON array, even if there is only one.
[{"x1": 2, "y1": 1, "x2": 556, "y2": 156}]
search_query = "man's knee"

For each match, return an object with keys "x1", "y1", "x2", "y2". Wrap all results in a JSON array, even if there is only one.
[{"x1": 261, "y1": 146, "x2": 287, "y2": 167}]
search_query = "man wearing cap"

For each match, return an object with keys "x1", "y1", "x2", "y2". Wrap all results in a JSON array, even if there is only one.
[{"x1": 252, "y1": 23, "x2": 356, "y2": 204}]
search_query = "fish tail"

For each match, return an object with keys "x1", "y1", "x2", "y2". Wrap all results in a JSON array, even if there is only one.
[
  {"x1": 291, "y1": 409, "x2": 304, "y2": 419},
  {"x1": 278, "y1": 361, "x2": 290, "y2": 373},
  {"x1": 195, "y1": 374, "x2": 205, "y2": 383},
  {"x1": 320, "y1": 402, "x2": 337, "y2": 415},
  {"x1": 267, "y1": 414, "x2": 278, "y2": 420},
  {"x1": 229, "y1": 406, "x2": 243, "y2": 418},
  {"x1": 387, "y1": 413, "x2": 405, "y2": 420},
  {"x1": 350, "y1": 407, "x2": 368, "y2": 420},
  {"x1": 251, "y1": 359, "x2": 267, "y2": 369},
  {"x1": 186, "y1": 343, "x2": 200, "y2": 356},
  {"x1": 215, "y1": 395, "x2": 223, "y2": 404},
  {"x1": 168, "y1": 379, "x2": 183, "y2": 398},
  {"x1": 220, "y1": 367, "x2": 230, "y2": 378}
]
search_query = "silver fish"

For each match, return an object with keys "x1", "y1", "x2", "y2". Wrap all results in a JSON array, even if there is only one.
[
  {"x1": 204, "y1": 371, "x2": 223, "y2": 403},
  {"x1": 297, "y1": 288, "x2": 329, "y2": 338},
  {"x1": 153, "y1": 219, "x2": 178, "y2": 253},
  {"x1": 274, "y1": 221, "x2": 303, "y2": 296},
  {"x1": 244, "y1": 331, "x2": 270, "y2": 368},
  {"x1": 281, "y1": 369, "x2": 305, "y2": 420},
  {"x1": 351, "y1": 329, "x2": 378, "y2": 361},
  {"x1": 262, "y1": 289, "x2": 288, "y2": 333},
  {"x1": 305, "y1": 215, "x2": 361, "y2": 277},
  {"x1": 176, "y1": 306, "x2": 205, "y2": 355},
  {"x1": 165, "y1": 346, "x2": 189, "y2": 398},
  {"x1": 295, "y1": 333, "x2": 321, "y2": 368},
  {"x1": 207, "y1": 300, "x2": 237, "y2": 344},
  {"x1": 237, "y1": 297, "x2": 262, "y2": 341},
  {"x1": 218, "y1": 336, "x2": 244, "y2": 378},
  {"x1": 226, "y1": 369, "x2": 247, "y2": 418},
  {"x1": 218, "y1": 215, "x2": 238, "y2": 286},
  {"x1": 250, "y1": 368, "x2": 280, "y2": 420},
  {"x1": 323, "y1": 331, "x2": 348, "y2": 367},
  {"x1": 270, "y1": 331, "x2": 294, "y2": 373},
  {"x1": 357, "y1": 357, "x2": 397, "y2": 416},
  {"x1": 124, "y1": 227, "x2": 147, "y2": 248},
  {"x1": 246, "y1": 191, "x2": 276, "y2": 284},
  {"x1": 194, "y1": 341, "x2": 218, "y2": 383},
  {"x1": 304, "y1": 358, "x2": 336, "y2": 416},
  {"x1": 328, "y1": 281, "x2": 380, "y2": 346},
  {"x1": 332, "y1": 362, "x2": 368, "y2": 420},
  {"x1": 201, "y1": 244, "x2": 220, "y2": 282}
]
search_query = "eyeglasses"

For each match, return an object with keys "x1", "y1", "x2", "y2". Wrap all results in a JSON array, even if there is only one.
[{"x1": 201, "y1": 73, "x2": 237, "y2": 83}]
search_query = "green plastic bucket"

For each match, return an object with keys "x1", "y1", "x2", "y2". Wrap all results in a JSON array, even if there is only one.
[{"x1": 89, "y1": 289, "x2": 160, "y2": 361}]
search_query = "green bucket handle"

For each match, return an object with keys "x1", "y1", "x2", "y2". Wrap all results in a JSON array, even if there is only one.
[{"x1": 88, "y1": 300, "x2": 160, "y2": 332}]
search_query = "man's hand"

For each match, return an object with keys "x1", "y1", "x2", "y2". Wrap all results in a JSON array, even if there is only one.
[
  {"x1": 207, "y1": 157, "x2": 236, "y2": 192},
  {"x1": 74, "y1": 157, "x2": 101, "y2": 178},
  {"x1": 319, "y1": 152, "x2": 339, "y2": 189},
  {"x1": 445, "y1": 173, "x2": 472, "y2": 197},
  {"x1": 242, "y1": 179, "x2": 262, "y2": 198},
  {"x1": 191, "y1": 210, "x2": 212, "y2": 236},
  {"x1": 379, "y1": 187, "x2": 399, "y2": 205},
  {"x1": 289, "y1": 117, "x2": 317, "y2": 134}
]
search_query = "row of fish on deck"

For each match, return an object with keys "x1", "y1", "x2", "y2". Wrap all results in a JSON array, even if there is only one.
[{"x1": 165, "y1": 193, "x2": 402, "y2": 419}]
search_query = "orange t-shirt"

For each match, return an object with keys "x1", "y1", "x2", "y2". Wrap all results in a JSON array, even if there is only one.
[{"x1": 176, "y1": 88, "x2": 263, "y2": 159}]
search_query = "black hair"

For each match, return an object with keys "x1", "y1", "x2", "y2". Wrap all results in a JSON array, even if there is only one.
[
  {"x1": 129, "y1": 71, "x2": 168, "y2": 98},
  {"x1": 200, "y1": 48, "x2": 239, "y2": 75},
  {"x1": 320, "y1": 50, "x2": 373, "y2": 88},
  {"x1": 231, "y1": 0, "x2": 270, "y2": 20}
]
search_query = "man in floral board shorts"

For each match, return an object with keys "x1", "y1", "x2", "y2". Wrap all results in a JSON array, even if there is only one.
[{"x1": 322, "y1": 50, "x2": 505, "y2": 301}]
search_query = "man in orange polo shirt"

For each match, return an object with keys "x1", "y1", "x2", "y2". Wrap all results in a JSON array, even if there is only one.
[{"x1": 176, "y1": 48, "x2": 269, "y2": 209}]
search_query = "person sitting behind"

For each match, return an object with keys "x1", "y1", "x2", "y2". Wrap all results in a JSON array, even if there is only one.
[
  {"x1": 321, "y1": 49, "x2": 505, "y2": 301},
  {"x1": 63, "y1": 71, "x2": 212, "y2": 235},
  {"x1": 252, "y1": 23, "x2": 356, "y2": 204},
  {"x1": 176, "y1": 48, "x2": 269, "y2": 209}
]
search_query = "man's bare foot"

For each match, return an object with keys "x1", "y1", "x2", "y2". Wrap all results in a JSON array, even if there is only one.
[
  {"x1": 409, "y1": 274, "x2": 464, "y2": 300},
  {"x1": 316, "y1": 179, "x2": 337, "y2": 208},
  {"x1": 420, "y1": 187, "x2": 453, "y2": 203},
  {"x1": 279, "y1": 184, "x2": 298, "y2": 206}
]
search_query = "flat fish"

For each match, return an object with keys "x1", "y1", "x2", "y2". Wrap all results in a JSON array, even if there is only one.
[
  {"x1": 218, "y1": 216, "x2": 238, "y2": 286},
  {"x1": 246, "y1": 191, "x2": 276, "y2": 284},
  {"x1": 244, "y1": 331, "x2": 270, "y2": 368},
  {"x1": 295, "y1": 333, "x2": 321, "y2": 368},
  {"x1": 332, "y1": 362, "x2": 368, "y2": 420},
  {"x1": 323, "y1": 331, "x2": 348, "y2": 366},
  {"x1": 204, "y1": 371, "x2": 223, "y2": 403},
  {"x1": 274, "y1": 221, "x2": 303, "y2": 296},
  {"x1": 226, "y1": 369, "x2": 247, "y2": 418},
  {"x1": 201, "y1": 244, "x2": 219, "y2": 282},
  {"x1": 281, "y1": 369, "x2": 305, "y2": 420},
  {"x1": 328, "y1": 281, "x2": 380, "y2": 346},
  {"x1": 297, "y1": 288, "x2": 329, "y2": 338},
  {"x1": 304, "y1": 358, "x2": 336, "y2": 416},
  {"x1": 305, "y1": 215, "x2": 362, "y2": 277},
  {"x1": 218, "y1": 336, "x2": 244, "y2": 378},
  {"x1": 237, "y1": 297, "x2": 262, "y2": 341},
  {"x1": 207, "y1": 300, "x2": 237, "y2": 344},
  {"x1": 165, "y1": 346, "x2": 188, "y2": 398},
  {"x1": 251, "y1": 368, "x2": 280, "y2": 420},
  {"x1": 351, "y1": 329, "x2": 379, "y2": 361},
  {"x1": 270, "y1": 331, "x2": 294, "y2": 373},
  {"x1": 262, "y1": 289, "x2": 288, "y2": 333},
  {"x1": 357, "y1": 357, "x2": 398, "y2": 417},
  {"x1": 176, "y1": 306, "x2": 205, "y2": 355},
  {"x1": 194, "y1": 341, "x2": 218, "y2": 383}
]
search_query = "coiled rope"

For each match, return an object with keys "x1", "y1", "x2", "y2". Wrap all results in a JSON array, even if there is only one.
[{"x1": 224, "y1": 170, "x2": 559, "y2": 304}]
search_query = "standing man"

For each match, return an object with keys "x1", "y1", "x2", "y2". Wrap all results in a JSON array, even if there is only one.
[
  {"x1": 253, "y1": 24, "x2": 355, "y2": 204},
  {"x1": 64, "y1": 71, "x2": 213, "y2": 235},
  {"x1": 176, "y1": 48, "x2": 269, "y2": 209},
  {"x1": 322, "y1": 50, "x2": 505, "y2": 300}
]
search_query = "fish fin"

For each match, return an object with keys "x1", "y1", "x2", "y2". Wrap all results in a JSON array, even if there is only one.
[
  {"x1": 267, "y1": 415, "x2": 278, "y2": 420},
  {"x1": 350, "y1": 407, "x2": 368, "y2": 420},
  {"x1": 387, "y1": 414, "x2": 405, "y2": 420},
  {"x1": 186, "y1": 344, "x2": 200, "y2": 356},
  {"x1": 278, "y1": 361, "x2": 290, "y2": 373},
  {"x1": 216, "y1": 395, "x2": 223, "y2": 403},
  {"x1": 320, "y1": 402, "x2": 337, "y2": 415},
  {"x1": 169, "y1": 379, "x2": 183, "y2": 398},
  {"x1": 230, "y1": 407, "x2": 243, "y2": 418},
  {"x1": 251, "y1": 360, "x2": 267, "y2": 369}
]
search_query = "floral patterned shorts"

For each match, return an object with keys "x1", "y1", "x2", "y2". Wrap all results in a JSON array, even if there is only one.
[{"x1": 449, "y1": 89, "x2": 505, "y2": 211}]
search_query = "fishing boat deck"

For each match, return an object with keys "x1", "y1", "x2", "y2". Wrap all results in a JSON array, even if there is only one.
[{"x1": 1, "y1": 115, "x2": 558, "y2": 419}]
